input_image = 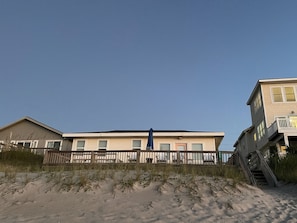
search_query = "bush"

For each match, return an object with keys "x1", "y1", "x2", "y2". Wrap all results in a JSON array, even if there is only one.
[
  {"x1": 269, "y1": 145, "x2": 297, "y2": 183},
  {"x1": 0, "y1": 150, "x2": 43, "y2": 171}
]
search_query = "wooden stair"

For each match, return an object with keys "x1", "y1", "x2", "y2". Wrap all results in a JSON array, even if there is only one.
[{"x1": 251, "y1": 170, "x2": 268, "y2": 186}]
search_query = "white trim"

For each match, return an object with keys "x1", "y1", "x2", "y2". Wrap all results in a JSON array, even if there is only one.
[
  {"x1": 98, "y1": 140, "x2": 108, "y2": 150},
  {"x1": 45, "y1": 140, "x2": 62, "y2": 150},
  {"x1": 12, "y1": 140, "x2": 38, "y2": 148},
  {"x1": 132, "y1": 139, "x2": 142, "y2": 150}
]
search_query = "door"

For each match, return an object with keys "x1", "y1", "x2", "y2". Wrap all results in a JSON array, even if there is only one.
[{"x1": 175, "y1": 143, "x2": 187, "y2": 163}]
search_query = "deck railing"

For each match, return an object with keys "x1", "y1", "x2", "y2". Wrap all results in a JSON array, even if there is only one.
[
  {"x1": 268, "y1": 116, "x2": 297, "y2": 138},
  {"x1": 43, "y1": 150, "x2": 234, "y2": 165}
]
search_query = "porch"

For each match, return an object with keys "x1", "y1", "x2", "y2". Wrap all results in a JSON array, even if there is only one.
[{"x1": 268, "y1": 116, "x2": 297, "y2": 138}]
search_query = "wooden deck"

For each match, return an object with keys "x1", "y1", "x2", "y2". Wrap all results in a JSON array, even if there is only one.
[{"x1": 43, "y1": 150, "x2": 234, "y2": 166}]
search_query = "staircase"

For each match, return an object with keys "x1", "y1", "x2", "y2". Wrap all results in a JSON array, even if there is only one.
[
  {"x1": 251, "y1": 169, "x2": 268, "y2": 186},
  {"x1": 239, "y1": 150, "x2": 279, "y2": 187}
]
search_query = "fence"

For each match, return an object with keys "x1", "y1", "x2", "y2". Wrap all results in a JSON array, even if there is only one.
[{"x1": 43, "y1": 150, "x2": 234, "y2": 166}]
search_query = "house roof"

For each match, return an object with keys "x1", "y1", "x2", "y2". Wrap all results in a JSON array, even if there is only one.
[
  {"x1": 247, "y1": 77, "x2": 297, "y2": 105},
  {"x1": 0, "y1": 116, "x2": 63, "y2": 135},
  {"x1": 233, "y1": 125, "x2": 254, "y2": 147},
  {"x1": 63, "y1": 130, "x2": 225, "y2": 138}
]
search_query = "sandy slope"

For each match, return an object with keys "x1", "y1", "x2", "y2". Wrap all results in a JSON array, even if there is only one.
[{"x1": 0, "y1": 171, "x2": 297, "y2": 223}]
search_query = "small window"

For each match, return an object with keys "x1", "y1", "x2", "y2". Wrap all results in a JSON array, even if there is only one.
[
  {"x1": 257, "y1": 121, "x2": 266, "y2": 140},
  {"x1": 17, "y1": 141, "x2": 31, "y2": 148},
  {"x1": 253, "y1": 133, "x2": 257, "y2": 141},
  {"x1": 0, "y1": 141, "x2": 4, "y2": 152},
  {"x1": 132, "y1": 140, "x2": 141, "y2": 150},
  {"x1": 47, "y1": 141, "x2": 61, "y2": 150},
  {"x1": 272, "y1": 87, "x2": 283, "y2": 102},
  {"x1": 253, "y1": 92, "x2": 262, "y2": 112},
  {"x1": 285, "y1": 87, "x2": 296, "y2": 102},
  {"x1": 159, "y1": 143, "x2": 170, "y2": 161},
  {"x1": 160, "y1": 143, "x2": 170, "y2": 151},
  {"x1": 192, "y1": 143, "x2": 203, "y2": 160},
  {"x1": 77, "y1": 140, "x2": 85, "y2": 151},
  {"x1": 98, "y1": 140, "x2": 107, "y2": 150}
]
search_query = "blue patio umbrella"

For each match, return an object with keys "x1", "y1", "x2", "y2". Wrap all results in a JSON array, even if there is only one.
[{"x1": 146, "y1": 128, "x2": 154, "y2": 150}]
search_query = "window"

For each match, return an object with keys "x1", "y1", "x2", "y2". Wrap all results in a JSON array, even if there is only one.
[
  {"x1": 0, "y1": 141, "x2": 4, "y2": 152},
  {"x1": 257, "y1": 121, "x2": 265, "y2": 140},
  {"x1": 98, "y1": 140, "x2": 107, "y2": 150},
  {"x1": 253, "y1": 92, "x2": 262, "y2": 112},
  {"x1": 253, "y1": 133, "x2": 257, "y2": 141},
  {"x1": 272, "y1": 87, "x2": 283, "y2": 102},
  {"x1": 192, "y1": 143, "x2": 203, "y2": 160},
  {"x1": 132, "y1": 140, "x2": 141, "y2": 150},
  {"x1": 16, "y1": 141, "x2": 31, "y2": 148},
  {"x1": 159, "y1": 143, "x2": 170, "y2": 160},
  {"x1": 160, "y1": 143, "x2": 170, "y2": 151},
  {"x1": 47, "y1": 141, "x2": 61, "y2": 150},
  {"x1": 289, "y1": 116, "x2": 297, "y2": 128},
  {"x1": 285, "y1": 87, "x2": 296, "y2": 102},
  {"x1": 76, "y1": 140, "x2": 85, "y2": 151},
  {"x1": 272, "y1": 86, "x2": 297, "y2": 102}
]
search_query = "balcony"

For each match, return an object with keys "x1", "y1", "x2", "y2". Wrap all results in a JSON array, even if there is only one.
[{"x1": 267, "y1": 116, "x2": 297, "y2": 139}]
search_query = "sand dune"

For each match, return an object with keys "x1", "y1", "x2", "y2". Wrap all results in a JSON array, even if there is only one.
[{"x1": 0, "y1": 171, "x2": 297, "y2": 223}]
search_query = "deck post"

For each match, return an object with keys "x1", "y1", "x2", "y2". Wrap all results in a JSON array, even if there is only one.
[
  {"x1": 137, "y1": 150, "x2": 141, "y2": 163},
  {"x1": 91, "y1": 151, "x2": 95, "y2": 164},
  {"x1": 43, "y1": 150, "x2": 49, "y2": 165},
  {"x1": 177, "y1": 151, "x2": 180, "y2": 165}
]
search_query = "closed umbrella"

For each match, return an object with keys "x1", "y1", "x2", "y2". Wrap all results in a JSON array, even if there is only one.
[{"x1": 146, "y1": 128, "x2": 154, "y2": 150}]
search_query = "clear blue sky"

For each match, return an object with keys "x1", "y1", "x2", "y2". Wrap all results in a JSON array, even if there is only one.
[{"x1": 1, "y1": 1, "x2": 297, "y2": 150}]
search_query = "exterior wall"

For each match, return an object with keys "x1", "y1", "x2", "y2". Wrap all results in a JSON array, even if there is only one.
[
  {"x1": 71, "y1": 136, "x2": 218, "y2": 152},
  {"x1": 235, "y1": 131, "x2": 254, "y2": 159},
  {"x1": 261, "y1": 81, "x2": 297, "y2": 127},
  {"x1": 0, "y1": 120, "x2": 72, "y2": 151},
  {"x1": 249, "y1": 87, "x2": 268, "y2": 150}
]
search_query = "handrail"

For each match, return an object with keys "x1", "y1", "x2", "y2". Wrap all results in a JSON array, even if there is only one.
[
  {"x1": 237, "y1": 152, "x2": 257, "y2": 185},
  {"x1": 255, "y1": 150, "x2": 279, "y2": 187}
]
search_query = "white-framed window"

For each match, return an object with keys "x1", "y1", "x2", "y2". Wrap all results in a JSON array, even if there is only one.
[
  {"x1": 12, "y1": 140, "x2": 38, "y2": 148},
  {"x1": 160, "y1": 143, "x2": 170, "y2": 151},
  {"x1": 271, "y1": 86, "x2": 297, "y2": 103},
  {"x1": 192, "y1": 143, "x2": 203, "y2": 160},
  {"x1": 132, "y1": 140, "x2": 141, "y2": 150},
  {"x1": 257, "y1": 121, "x2": 266, "y2": 140},
  {"x1": 284, "y1": 87, "x2": 296, "y2": 102},
  {"x1": 76, "y1": 140, "x2": 85, "y2": 151},
  {"x1": 46, "y1": 140, "x2": 62, "y2": 150},
  {"x1": 158, "y1": 143, "x2": 170, "y2": 160},
  {"x1": 17, "y1": 141, "x2": 31, "y2": 148},
  {"x1": 272, "y1": 87, "x2": 283, "y2": 102},
  {"x1": 98, "y1": 140, "x2": 107, "y2": 150}
]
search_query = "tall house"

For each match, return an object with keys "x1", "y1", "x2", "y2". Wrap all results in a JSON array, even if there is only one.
[{"x1": 235, "y1": 78, "x2": 297, "y2": 158}]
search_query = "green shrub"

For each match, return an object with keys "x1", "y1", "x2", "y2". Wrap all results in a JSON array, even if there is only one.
[{"x1": 0, "y1": 150, "x2": 43, "y2": 171}]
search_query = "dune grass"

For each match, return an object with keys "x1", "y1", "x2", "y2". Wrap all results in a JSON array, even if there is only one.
[
  {"x1": 269, "y1": 154, "x2": 297, "y2": 183},
  {"x1": 0, "y1": 150, "x2": 246, "y2": 190}
]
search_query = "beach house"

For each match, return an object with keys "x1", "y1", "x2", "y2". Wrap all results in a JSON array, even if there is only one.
[
  {"x1": 235, "y1": 78, "x2": 297, "y2": 159},
  {"x1": 0, "y1": 116, "x2": 72, "y2": 153},
  {"x1": 61, "y1": 130, "x2": 225, "y2": 164},
  {"x1": 234, "y1": 78, "x2": 297, "y2": 186}
]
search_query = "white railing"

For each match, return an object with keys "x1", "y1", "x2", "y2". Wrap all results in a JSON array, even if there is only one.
[
  {"x1": 268, "y1": 117, "x2": 297, "y2": 137},
  {"x1": 43, "y1": 150, "x2": 234, "y2": 165}
]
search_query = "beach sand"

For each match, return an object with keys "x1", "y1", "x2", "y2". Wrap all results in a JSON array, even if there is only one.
[{"x1": 0, "y1": 171, "x2": 297, "y2": 223}]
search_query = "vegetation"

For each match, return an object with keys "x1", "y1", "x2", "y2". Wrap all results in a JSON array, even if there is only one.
[
  {"x1": 0, "y1": 150, "x2": 43, "y2": 172},
  {"x1": 269, "y1": 146, "x2": 297, "y2": 183},
  {"x1": 0, "y1": 150, "x2": 246, "y2": 191}
]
